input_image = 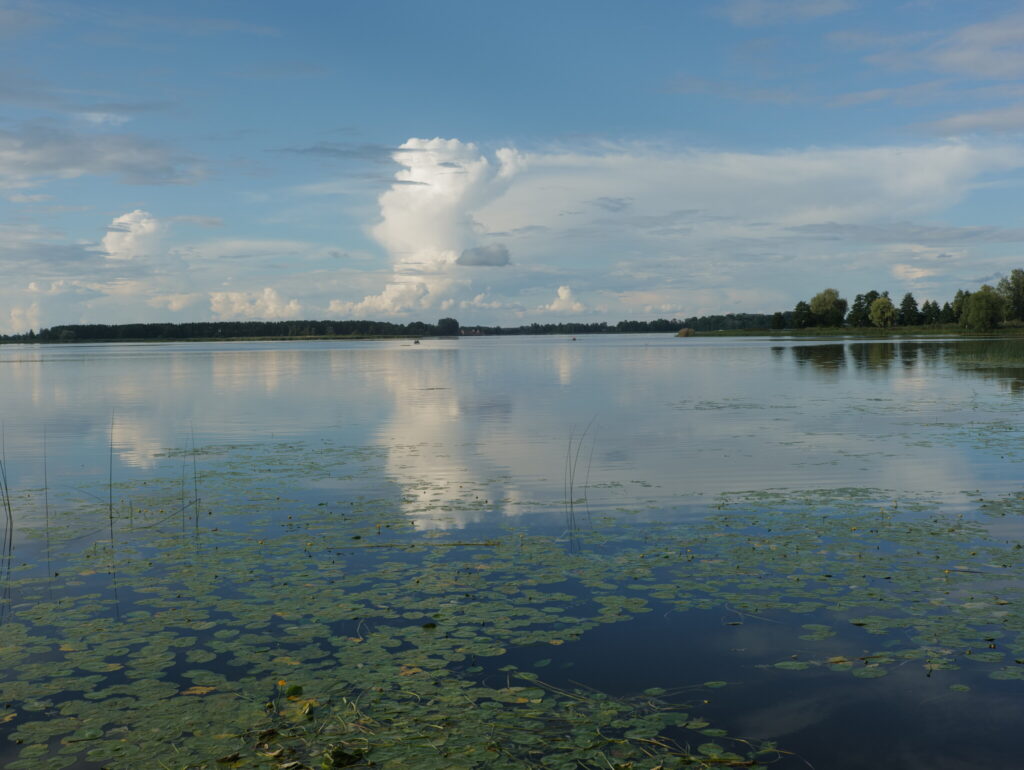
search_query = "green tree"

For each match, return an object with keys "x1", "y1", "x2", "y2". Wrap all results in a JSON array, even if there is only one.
[
  {"x1": 848, "y1": 294, "x2": 868, "y2": 327},
  {"x1": 898, "y1": 292, "x2": 920, "y2": 326},
  {"x1": 951, "y1": 289, "x2": 971, "y2": 322},
  {"x1": 809, "y1": 288, "x2": 848, "y2": 327},
  {"x1": 436, "y1": 317, "x2": 460, "y2": 336},
  {"x1": 771, "y1": 312, "x2": 785, "y2": 329},
  {"x1": 847, "y1": 290, "x2": 879, "y2": 327},
  {"x1": 792, "y1": 301, "x2": 813, "y2": 329},
  {"x1": 939, "y1": 301, "x2": 955, "y2": 323},
  {"x1": 920, "y1": 300, "x2": 940, "y2": 325},
  {"x1": 869, "y1": 296, "x2": 897, "y2": 329},
  {"x1": 961, "y1": 285, "x2": 1006, "y2": 331},
  {"x1": 996, "y1": 268, "x2": 1024, "y2": 321}
]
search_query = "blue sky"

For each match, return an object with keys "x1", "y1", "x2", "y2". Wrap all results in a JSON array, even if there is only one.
[{"x1": 4, "y1": 0, "x2": 1024, "y2": 330}]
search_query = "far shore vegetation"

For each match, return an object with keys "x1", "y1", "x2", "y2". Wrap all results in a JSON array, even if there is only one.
[{"x1": 4, "y1": 269, "x2": 1024, "y2": 344}]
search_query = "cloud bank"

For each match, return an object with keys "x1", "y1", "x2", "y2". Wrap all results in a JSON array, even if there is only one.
[
  {"x1": 8, "y1": 135, "x2": 1024, "y2": 331},
  {"x1": 321, "y1": 136, "x2": 1024, "y2": 320},
  {"x1": 209, "y1": 287, "x2": 301, "y2": 320},
  {"x1": 0, "y1": 125, "x2": 202, "y2": 189}
]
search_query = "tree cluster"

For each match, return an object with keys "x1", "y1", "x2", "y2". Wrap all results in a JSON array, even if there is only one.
[{"x1": 792, "y1": 269, "x2": 1024, "y2": 332}]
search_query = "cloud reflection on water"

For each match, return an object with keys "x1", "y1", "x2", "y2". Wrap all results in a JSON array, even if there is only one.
[{"x1": 0, "y1": 337, "x2": 1021, "y2": 529}]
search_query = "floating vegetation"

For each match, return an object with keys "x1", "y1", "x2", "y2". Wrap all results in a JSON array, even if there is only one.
[{"x1": 1, "y1": 441, "x2": 1023, "y2": 768}]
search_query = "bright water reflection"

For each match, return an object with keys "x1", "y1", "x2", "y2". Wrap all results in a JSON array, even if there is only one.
[{"x1": 1, "y1": 335, "x2": 1022, "y2": 529}]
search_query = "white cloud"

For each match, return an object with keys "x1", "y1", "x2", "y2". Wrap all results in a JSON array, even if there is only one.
[
  {"x1": 858, "y1": 12, "x2": 1024, "y2": 81},
  {"x1": 79, "y1": 112, "x2": 131, "y2": 126},
  {"x1": 892, "y1": 264, "x2": 937, "y2": 282},
  {"x1": 459, "y1": 293, "x2": 509, "y2": 310},
  {"x1": 6, "y1": 302, "x2": 39, "y2": 333},
  {"x1": 0, "y1": 124, "x2": 202, "y2": 189},
  {"x1": 334, "y1": 137, "x2": 522, "y2": 314},
  {"x1": 329, "y1": 281, "x2": 430, "y2": 317},
  {"x1": 149, "y1": 293, "x2": 203, "y2": 312},
  {"x1": 608, "y1": 290, "x2": 687, "y2": 315},
  {"x1": 7, "y1": 192, "x2": 51, "y2": 203},
  {"x1": 27, "y1": 280, "x2": 75, "y2": 295},
  {"x1": 541, "y1": 286, "x2": 585, "y2": 313},
  {"x1": 91, "y1": 278, "x2": 150, "y2": 297},
  {"x1": 0, "y1": 222, "x2": 61, "y2": 250},
  {"x1": 25, "y1": 277, "x2": 146, "y2": 298},
  {"x1": 209, "y1": 287, "x2": 301, "y2": 319},
  {"x1": 926, "y1": 105, "x2": 1024, "y2": 135},
  {"x1": 99, "y1": 209, "x2": 161, "y2": 260},
  {"x1": 722, "y1": 0, "x2": 852, "y2": 26},
  {"x1": 929, "y1": 14, "x2": 1024, "y2": 79},
  {"x1": 373, "y1": 138, "x2": 519, "y2": 272}
]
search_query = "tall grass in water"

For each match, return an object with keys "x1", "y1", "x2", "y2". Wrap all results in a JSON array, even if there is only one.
[
  {"x1": 43, "y1": 427, "x2": 54, "y2": 599},
  {"x1": 0, "y1": 418, "x2": 204, "y2": 622},
  {"x1": 563, "y1": 418, "x2": 596, "y2": 554},
  {"x1": 0, "y1": 425, "x2": 14, "y2": 623},
  {"x1": 191, "y1": 423, "x2": 200, "y2": 536},
  {"x1": 107, "y1": 411, "x2": 121, "y2": 620}
]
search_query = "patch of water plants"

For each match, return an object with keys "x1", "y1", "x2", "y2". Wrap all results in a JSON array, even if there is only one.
[{"x1": 1, "y1": 442, "x2": 1023, "y2": 768}]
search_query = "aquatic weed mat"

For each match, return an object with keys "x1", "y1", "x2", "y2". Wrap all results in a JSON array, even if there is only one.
[{"x1": 2, "y1": 444, "x2": 1024, "y2": 768}]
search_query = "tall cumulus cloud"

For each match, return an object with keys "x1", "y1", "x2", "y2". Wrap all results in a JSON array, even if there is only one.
[
  {"x1": 331, "y1": 138, "x2": 521, "y2": 316},
  {"x1": 100, "y1": 209, "x2": 161, "y2": 261}
]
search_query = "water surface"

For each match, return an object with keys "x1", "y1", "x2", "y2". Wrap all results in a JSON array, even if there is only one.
[{"x1": 1, "y1": 335, "x2": 1022, "y2": 769}]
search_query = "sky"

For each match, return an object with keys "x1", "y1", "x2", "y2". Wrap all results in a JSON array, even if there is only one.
[{"x1": 4, "y1": 0, "x2": 1024, "y2": 331}]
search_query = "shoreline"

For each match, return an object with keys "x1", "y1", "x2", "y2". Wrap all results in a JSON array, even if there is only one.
[
  {"x1": 0, "y1": 334, "x2": 440, "y2": 345},
  {"x1": 694, "y1": 325, "x2": 1024, "y2": 338},
  {"x1": 3, "y1": 326, "x2": 1023, "y2": 345}
]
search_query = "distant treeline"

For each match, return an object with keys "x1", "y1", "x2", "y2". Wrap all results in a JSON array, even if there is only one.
[
  {"x1": 461, "y1": 314, "x2": 774, "y2": 335},
  {"x1": 2, "y1": 318, "x2": 462, "y2": 343},
  {"x1": 1, "y1": 314, "x2": 783, "y2": 344}
]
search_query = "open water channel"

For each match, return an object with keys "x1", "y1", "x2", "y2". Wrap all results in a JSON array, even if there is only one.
[{"x1": 0, "y1": 334, "x2": 1022, "y2": 768}]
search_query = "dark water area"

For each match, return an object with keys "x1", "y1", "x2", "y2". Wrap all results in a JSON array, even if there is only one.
[{"x1": 1, "y1": 335, "x2": 1023, "y2": 768}]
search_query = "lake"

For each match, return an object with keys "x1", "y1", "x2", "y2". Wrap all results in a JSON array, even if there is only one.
[{"x1": 1, "y1": 335, "x2": 1023, "y2": 768}]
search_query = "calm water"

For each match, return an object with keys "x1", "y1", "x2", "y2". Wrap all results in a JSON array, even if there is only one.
[
  {"x1": 1, "y1": 334, "x2": 1023, "y2": 769},
  {"x1": 1, "y1": 335, "x2": 1022, "y2": 519}
]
